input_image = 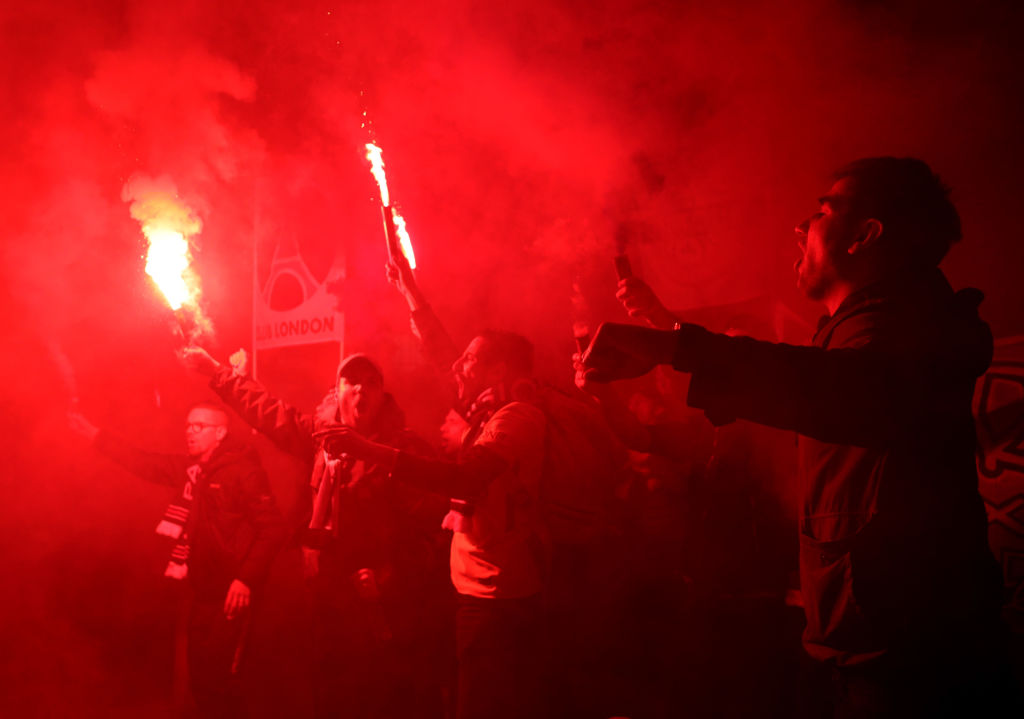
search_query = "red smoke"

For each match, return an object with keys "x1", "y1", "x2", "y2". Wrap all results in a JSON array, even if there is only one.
[{"x1": 1, "y1": 0, "x2": 1023, "y2": 714}]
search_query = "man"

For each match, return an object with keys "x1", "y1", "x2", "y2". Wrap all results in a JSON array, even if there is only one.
[
  {"x1": 319, "y1": 332, "x2": 550, "y2": 719},
  {"x1": 384, "y1": 253, "x2": 628, "y2": 717},
  {"x1": 582, "y1": 157, "x2": 1017, "y2": 716},
  {"x1": 69, "y1": 402, "x2": 286, "y2": 718},
  {"x1": 181, "y1": 348, "x2": 450, "y2": 719}
]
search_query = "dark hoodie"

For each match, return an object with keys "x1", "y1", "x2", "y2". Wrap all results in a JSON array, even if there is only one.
[
  {"x1": 670, "y1": 267, "x2": 1003, "y2": 667},
  {"x1": 94, "y1": 431, "x2": 287, "y2": 598}
]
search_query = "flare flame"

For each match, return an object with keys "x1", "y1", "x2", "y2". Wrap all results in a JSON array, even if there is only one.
[
  {"x1": 364, "y1": 142, "x2": 416, "y2": 269},
  {"x1": 122, "y1": 174, "x2": 212, "y2": 339}
]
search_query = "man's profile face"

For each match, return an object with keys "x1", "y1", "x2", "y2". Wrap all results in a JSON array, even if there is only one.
[
  {"x1": 337, "y1": 367, "x2": 384, "y2": 430},
  {"x1": 184, "y1": 407, "x2": 227, "y2": 459},
  {"x1": 452, "y1": 336, "x2": 493, "y2": 403},
  {"x1": 794, "y1": 177, "x2": 858, "y2": 301}
]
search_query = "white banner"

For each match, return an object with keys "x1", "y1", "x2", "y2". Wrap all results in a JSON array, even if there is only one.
[{"x1": 253, "y1": 238, "x2": 344, "y2": 352}]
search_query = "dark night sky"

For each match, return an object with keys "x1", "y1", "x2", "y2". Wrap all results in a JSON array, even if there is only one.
[{"x1": 1, "y1": 0, "x2": 1023, "y2": 715}]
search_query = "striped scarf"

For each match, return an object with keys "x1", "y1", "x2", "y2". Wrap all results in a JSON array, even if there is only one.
[{"x1": 154, "y1": 463, "x2": 201, "y2": 580}]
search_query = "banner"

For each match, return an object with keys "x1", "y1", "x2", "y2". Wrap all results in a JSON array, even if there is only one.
[{"x1": 253, "y1": 237, "x2": 344, "y2": 354}]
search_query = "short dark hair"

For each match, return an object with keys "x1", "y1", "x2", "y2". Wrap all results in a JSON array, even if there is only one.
[
  {"x1": 189, "y1": 401, "x2": 229, "y2": 425},
  {"x1": 476, "y1": 330, "x2": 534, "y2": 379},
  {"x1": 833, "y1": 157, "x2": 961, "y2": 266}
]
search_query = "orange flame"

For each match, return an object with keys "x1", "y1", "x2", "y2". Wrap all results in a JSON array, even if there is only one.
[
  {"x1": 122, "y1": 175, "x2": 211, "y2": 337},
  {"x1": 365, "y1": 143, "x2": 390, "y2": 207},
  {"x1": 391, "y1": 211, "x2": 417, "y2": 270},
  {"x1": 143, "y1": 226, "x2": 192, "y2": 310},
  {"x1": 365, "y1": 143, "x2": 416, "y2": 269}
]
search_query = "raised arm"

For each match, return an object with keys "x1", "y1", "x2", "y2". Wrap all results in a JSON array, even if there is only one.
[
  {"x1": 615, "y1": 276, "x2": 681, "y2": 330},
  {"x1": 180, "y1": 347, "x2": 316, "y2": 459},
  {"x1": 70, "y1": 411, "x2": 188, "y2": 487},
  {"x1": 583, "y1": 318, "x2": 988, "y2": 449},
  {"x1": 386, "y1": 256, "x2": 460, "y2": 372}
]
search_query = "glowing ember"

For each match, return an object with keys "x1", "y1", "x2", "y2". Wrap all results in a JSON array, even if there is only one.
[
  {"x1": 365, "y1": 143, "x2": 390, "y2": 207},
  {"x1": 143, "y1": 226, "x2": 192, "y2": 310}
]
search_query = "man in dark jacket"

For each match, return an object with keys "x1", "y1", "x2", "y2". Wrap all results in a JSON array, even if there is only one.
[
  {"x1": 582, "y1": 157, "x2": 1018, "y2": 716},
  {"x1": 69, "y1": 402, "x2": 287, "y2": 718},
  {"x1": 181, "y1": 348, "x2": 451, "y2": 719}
]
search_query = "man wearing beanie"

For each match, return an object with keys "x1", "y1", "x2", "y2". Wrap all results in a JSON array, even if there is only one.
[{"x1": 182, "y1": 347, "x2": 450, "y2": 719}]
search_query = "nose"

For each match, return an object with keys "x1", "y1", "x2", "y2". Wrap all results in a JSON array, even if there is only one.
[
  {"x1": 451, "y1": 356, "x2": 463, "y2": 374},
  {"x1": 795, "y1": 217, "x2": 810, "y2": 235}
]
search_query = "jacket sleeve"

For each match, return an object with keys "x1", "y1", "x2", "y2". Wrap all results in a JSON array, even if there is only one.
[
  {"x1": 208, "y1": 367, "x2": 316, "y2": 459},
  {"x1": 410, "y1": 305, "x2": 461, "y2": 373},
  {"x1": 385, "y1": 430, "x2": 451, "y2": 526},
  {"x1": 390, "y1": 402, "x2": 544, "y2": 500},
  {"x1": 676, "y1": 312, "x2": 990, "y2": 449},
  {"x1": 93, "y1": 430, "x2": 186, "y2": 488},
  {"x1": 391, "y1": 444, "x2": 510, "y2": 501},
  {"x1": 236, "y1": 464, "x2": 289, "y2": 589}
]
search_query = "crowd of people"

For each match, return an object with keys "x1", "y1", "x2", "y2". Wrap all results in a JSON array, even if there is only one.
[{"x1": 70, "y1": 157, "x2": 1020, "y2": 718}]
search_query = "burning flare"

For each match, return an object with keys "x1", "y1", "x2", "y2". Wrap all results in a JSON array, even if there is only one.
[
  {"x1": 365, "y1": 143, "x2": 390, "y2": 207},
  {"x1": 122, "y1": 174, "x2": 212, "y2": 339},
  {"x1": 364, "y1": 143, "x2": 416, "y2": 269},
  {"x1": 143, "y1": 226, "x2": 192, "y2": 310},
  {"x1": 391, "y1": 212, "x2": 417, "y2": 270}
]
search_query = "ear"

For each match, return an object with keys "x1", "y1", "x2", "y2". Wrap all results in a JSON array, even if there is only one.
[
  {"x1": 847, "y1": 218, "x2": 883, "y2": 255},
  {"x1": 215, "y1": 426, "x2": 228, "y2": 443},
  {"x1": 491, "y1": 360, "x2": 509, "y2": 385}
]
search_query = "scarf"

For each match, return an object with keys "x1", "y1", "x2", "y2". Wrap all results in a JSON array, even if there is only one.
[
  {"x1": 308, "y1": 452, "x2": 368, "y2": 533},
  {"x1": 155, "y1": 462, "x2": 202, "y2": 580}
]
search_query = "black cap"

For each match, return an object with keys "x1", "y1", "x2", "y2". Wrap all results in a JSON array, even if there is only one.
[{"x1": 336, "y1": 353, "x2": 383, "y2": 384}]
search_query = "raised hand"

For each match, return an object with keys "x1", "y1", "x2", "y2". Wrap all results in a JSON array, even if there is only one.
[
  {"x1": 179, "y1": 346, "x2": 222, "y2": 377},
  {"x1": 228, "y1": 348, "x2": 249, "y2": 378},
  {"x1": 615, "y1": 277, "x2": 679, "y2": 329},
  {"x1": 385, "y1": 254, "x2": 427, "y2": 311}
]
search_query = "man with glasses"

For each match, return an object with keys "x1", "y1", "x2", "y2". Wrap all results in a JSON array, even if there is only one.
[{"x1": 69, "y1": 402, "x2": 286, "y2": 718}]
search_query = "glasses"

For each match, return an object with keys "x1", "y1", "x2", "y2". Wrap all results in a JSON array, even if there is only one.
[{"x1": 185, "y1": 422, "x2": 224, "y2": 433}]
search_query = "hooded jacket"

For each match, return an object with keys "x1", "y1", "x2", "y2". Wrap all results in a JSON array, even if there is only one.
[
  {"x1": 671, "y1": 267, "x2": 1003, "y2": 666},
  {"x1": 94, "y1": 431, "x2": 287, "y2": 597}
]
